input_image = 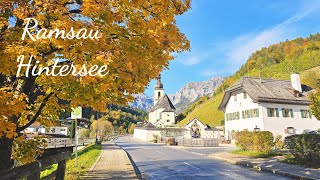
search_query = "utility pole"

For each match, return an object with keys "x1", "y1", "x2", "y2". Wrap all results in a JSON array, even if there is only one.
[{"x1": 75, "y1": 118, "x2": 78, "y2": 166}]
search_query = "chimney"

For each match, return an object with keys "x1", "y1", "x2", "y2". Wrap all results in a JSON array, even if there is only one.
[{"x1": 290, "y1": 73, "x2": 302, "y2": 92}]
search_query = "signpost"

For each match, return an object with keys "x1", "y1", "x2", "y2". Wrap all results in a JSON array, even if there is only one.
[{"x1": 71, "y1": 106, "x2": 82, "y2": 166}]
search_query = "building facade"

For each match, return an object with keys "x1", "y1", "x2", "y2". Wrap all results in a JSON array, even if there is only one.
[
  {"x1": 148, "y1": 78, "x2": 176, "y2": 127},
  {"x1": 219, "y1": 74, "x2": 320, "y2": 140}
]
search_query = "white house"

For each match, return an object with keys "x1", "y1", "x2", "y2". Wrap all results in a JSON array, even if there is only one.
[
  {"x1": 148, "y1": 77, "x2": 176, "y2": 127},
  {"x1": 219, "y1": 73, "x2": 320, "y2": 140}
]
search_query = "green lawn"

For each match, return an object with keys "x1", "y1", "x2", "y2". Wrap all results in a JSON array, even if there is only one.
[
  {"x1": 230, "y1": 149, "x2": 283, "y2": 158},
  {"x1": 41, "y1": 144, "x2": 102, "y2": 180}
]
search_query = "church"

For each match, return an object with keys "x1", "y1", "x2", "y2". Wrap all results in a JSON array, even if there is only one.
[{"x1": 148, "y1": 77, "x2": 176, "y2": 127}]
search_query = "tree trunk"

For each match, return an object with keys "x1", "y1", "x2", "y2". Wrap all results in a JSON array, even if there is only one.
[{"x1": 0, "y1": 137, "x2": 14, "y2": 170}]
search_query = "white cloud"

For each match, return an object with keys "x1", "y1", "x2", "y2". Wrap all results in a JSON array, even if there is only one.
[{"x1": 223, "y1": 0, "x2": 320, "y2": 67}]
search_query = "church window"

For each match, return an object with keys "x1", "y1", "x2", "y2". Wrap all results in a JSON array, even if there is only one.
[
  {"x1": 243, "y1": 92, "x2": 247, "y2": 99},
  {"x1": 158, "y1": 92, "x2": 161, "y2": 99}
]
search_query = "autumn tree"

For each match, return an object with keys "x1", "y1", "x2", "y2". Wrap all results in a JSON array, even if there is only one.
[
  {"x1": 128, "y1": 123, "x2": 136, "y2": 134},
  {"x1": 0, "y1": 0, "x2": 190, "y2": 169},
  {"x1": 90, "y1": 118, "x2": 113, "y2": 140},
  {"x1": 309, "y1": 80, "x2": 320, "y2": 121}
]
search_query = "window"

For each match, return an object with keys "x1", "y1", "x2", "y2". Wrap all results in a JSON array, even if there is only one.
[
  {"x1": 243, "y1": 92, "x2": 247, "y2": 99},
  {"x1": 167, "y1": 119, "x2": 170, "y2": 122},
  {"x1": 234, "y1": 95, "x2": 237, "y2": 102},
  {"x1": 242, "y1": 109, "x2": 259, "y2": 119},
  {"x1": 301, "y1": 110, "x2": 312, "y2": 118},
  {"x1": 282, "y1": 108, "x2": 294, "y2": 118},
  {"x1": 267, "y1": 108, "x2": 279, "y2": 117},
  {"x1": 226, "y1": 112, "x2": 240, "y2": 121},
  {"x1": 242, "y1": 110, "x2": 249, "y2": 119},
  {"x1": 252, "y1": 109, "x2": 259, "y2": 117},
  {"x1": 158, "y1": 92, "x2": 161, "y2": 99}
]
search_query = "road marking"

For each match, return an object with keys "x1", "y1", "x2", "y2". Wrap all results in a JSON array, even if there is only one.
[
  {"x1": 190, "y1": 151, "x2": 206, "y2": 156},
  {"x1": 183, "y1": 162, "x2": 203, "y2": 172},
  {"x1": 156, "y1": 150, "x2": 165, "y2": 155}
]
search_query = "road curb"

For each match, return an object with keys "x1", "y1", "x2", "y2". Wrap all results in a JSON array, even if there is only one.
[{"x1": 209, "y1": 155, "x2": 316, "y2": 180}]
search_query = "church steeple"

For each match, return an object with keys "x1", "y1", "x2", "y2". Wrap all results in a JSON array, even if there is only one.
[{"x1": 154, "y1": 75, "x2": 164, "y2": 105}]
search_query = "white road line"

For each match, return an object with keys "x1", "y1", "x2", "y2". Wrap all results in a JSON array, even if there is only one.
[
  {"x1": 156, "y1": 150, "x2": 165, "y2": 155},
  {"x1": 190, "y1": 151, "x2": 206, "y2": 156},
  {"x1": 183, "y1": 162, "x2": 203, "y2": 172}
]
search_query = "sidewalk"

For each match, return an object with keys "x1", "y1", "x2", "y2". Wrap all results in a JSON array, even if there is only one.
[
  {"x1": 209, "y1": 152, "x2": 320, "y2": 180},
  {"x1": 83, "y1": 142, "x2": 138, "y2": 180}
]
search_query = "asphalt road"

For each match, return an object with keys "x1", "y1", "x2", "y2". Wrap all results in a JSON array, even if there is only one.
[{"x1": 115, "y1": 136, "x2": 291, "y2": 180}]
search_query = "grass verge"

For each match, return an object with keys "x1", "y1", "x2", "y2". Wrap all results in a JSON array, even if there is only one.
[
  {"x1": 41, "y1": 144, "x2": 102, "y2": 179},
  {"x1": 230, "y1": 149, "x2": 282, "y2": 158}
]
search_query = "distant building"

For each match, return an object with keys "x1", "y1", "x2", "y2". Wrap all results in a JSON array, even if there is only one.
[
  {"x1": 148, "y1": 77, "x2": 176, "y2": 127},
  {"x1": 219, "y1": 73, "x2": 320, "y2": 140},
  {"x1": 24, "y1": 122, "x2": 69, "y2": 136}
]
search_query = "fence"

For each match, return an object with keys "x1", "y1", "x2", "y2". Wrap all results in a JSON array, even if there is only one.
[
  {"x1": 158, "y1": 137, "x2": 219, "y2": 147},
  {"x1": 45, "y1": 138, "x2": 96, "y2": 149},
  {"x1": 0, "y1": 151, "x2": 71, "y2": 180},
  {"x1": 176, "y1": 137, "x2": 219, "y2": 147}
]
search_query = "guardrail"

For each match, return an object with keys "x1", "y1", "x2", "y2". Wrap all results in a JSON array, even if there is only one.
[{"x1": 0, "y1": 151, "x2": 71, "y2": 180}]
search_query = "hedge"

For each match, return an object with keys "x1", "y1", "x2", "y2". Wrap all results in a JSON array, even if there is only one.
[
  {"x1": 235, "y1": 131, "x2": 274, "y2": 153},
  {"x1": 284, "y1": 134, "x2": 320, "y2": 167}
]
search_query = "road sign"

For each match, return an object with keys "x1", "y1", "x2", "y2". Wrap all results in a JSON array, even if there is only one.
[{"x1": 71, "y1": 106, "x2": 82, "y2": 119}]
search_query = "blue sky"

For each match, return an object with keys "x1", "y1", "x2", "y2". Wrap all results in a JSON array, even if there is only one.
[{"x1": 144, "y1": 0, "x2": 320, "y2": 96}]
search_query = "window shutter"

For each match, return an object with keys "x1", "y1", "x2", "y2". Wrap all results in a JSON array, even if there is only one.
[
  {"x1": 267, "y1": 108, "x2": 270, "y2": 117},
  {"x1": 282, "y1": 108, "x2": 285, "y2": 117},
  {"x1": 290, "y1": 109, "x2": 294, "y2": 118},
  {"x1": 256, "y1": 109, "x2": 259, "y2": 117},
  {"x1": 300, "y1": 110, "x2": 304, "y2": 118},
  {"x1": 309, "y1": 111, "x2": 312, "y2": 119},
  {"x1": 242, "y1": 111, "x2": 244, "y2": 119},
  {"x1": 276, "y1": 108, "x2": 279, "y2": 117}
]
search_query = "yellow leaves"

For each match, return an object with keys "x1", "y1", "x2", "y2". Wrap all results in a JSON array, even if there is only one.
[
  {"x1": 11, "y1": 136, "x2": 46, "y2": 165},
  {"x1": 1, "y1": 0, "x2": 190, "y2": 136},
  {"x1": 0, "y1": 90, "x2": 27, "y2": 120},
  {"x1": 0, "y1": 119, "x2": 17, "y2": 139}
]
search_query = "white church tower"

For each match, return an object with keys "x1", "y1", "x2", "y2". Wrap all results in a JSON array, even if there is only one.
[
  {"x1": 154, "y1": 78, "x2": 164, "y2": 105},
  {"x1": 148, "y1": 75, "x2": 176, "y2": 127}
]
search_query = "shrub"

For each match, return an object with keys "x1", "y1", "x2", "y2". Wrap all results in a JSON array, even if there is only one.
[
  {"x1": 235, "y1": 131, "x2": 254, "y2": 151},
  {"x1": 252, "y1": 131, "x2": 274, "y2": 153},
  {"x1": 152, "y1": 134, "x2": 158, "y2": 143},
  {"x1": 274, "y1": 135, "x2": 284, "y2": 149},
  {"x1": 166, "y1": 138, "x2": 175, "y2": 146},
  {"x1": 284, "y1": 134, "x2": 320, "y2": 167},
  {"x1": 235, "y1": 131, "x2": 274, "y2": 153}
]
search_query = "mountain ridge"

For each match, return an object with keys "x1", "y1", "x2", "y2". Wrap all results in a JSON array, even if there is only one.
[{"x1": 131, "y1": 76, "x2": 224, "y2": 113}]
